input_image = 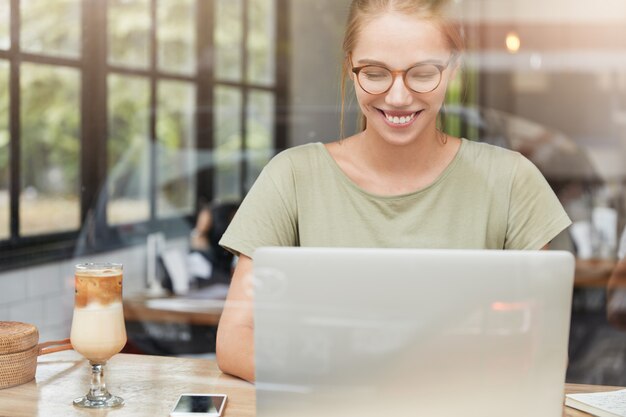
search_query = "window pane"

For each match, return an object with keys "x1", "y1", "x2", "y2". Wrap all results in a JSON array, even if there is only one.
[
  {"x1": 156, "y1": 80, "x2": 196, "y2": 218},
  {"x1": 0, "y1": 61, "x2": 8, "y2": 239},
  {"x1": 20, "y1": 63, "x2": 80, "y2": 236},
  {"x1": 107, "y1": 74, "x2": 150, "y2": 225},
  {"x1": 214, "y1": 86, "x2": 242, "y2": 200},
  {"x1": 108, "y1": 0, "x2": 150, "y2": 69},
  {"x1": 215, "y1": 0, "x2": 243, "y2": 82},
  {"x1": 0, "y1": 0, "x2": 9, "y2": 50},
  {"x1": 20, "y1": 0, "x2": 81, "y2": 58},
  {"x1": 246, "y1": 90, "x2": 274, "y2": 190},
  {"x1": 157, "y1": 0, "x2": 196, "y2": 75},
  {"x1": 247, "y1": 0, "x2": 275, "y2": 85}
]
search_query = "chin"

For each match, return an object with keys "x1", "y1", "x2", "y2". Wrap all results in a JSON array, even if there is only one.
[
  {"x1": 367, "y1": 119, "x2": 433, "y2": 147},
  {"x1": 371, "y1": 128, "x2": 424, "y2": 147}
]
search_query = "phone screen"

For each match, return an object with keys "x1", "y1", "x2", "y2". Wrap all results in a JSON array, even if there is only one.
[{"x1": 172, "y1": 394, "x2": 226, "y2": 414}]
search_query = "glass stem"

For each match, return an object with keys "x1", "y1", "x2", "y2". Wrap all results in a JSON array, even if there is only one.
[{"x1": 87, "y1": 361, "x2": 111, "y2": 400}]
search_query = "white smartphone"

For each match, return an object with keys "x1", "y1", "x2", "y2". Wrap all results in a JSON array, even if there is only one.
[{"x1": 170, "y1": 393, "x2": 228, "y2": 417}]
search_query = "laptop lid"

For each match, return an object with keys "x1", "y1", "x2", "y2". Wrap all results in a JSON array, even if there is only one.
[{"x1": 253, "y1": 247, "x2": 575, "y2": 417}]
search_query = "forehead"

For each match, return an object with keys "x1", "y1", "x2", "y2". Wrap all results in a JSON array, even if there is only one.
[{"x1": 352, "y1": 12, "x2": 450, "y2": 65}]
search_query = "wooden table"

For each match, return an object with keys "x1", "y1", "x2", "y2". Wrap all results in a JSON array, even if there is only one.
[
  {"x1": 575, "y1": 258, "x2": 617, "y2": 287},
  {"x1": 0, "y1": 350, "x2": 620, "y2": 417},
  {"x1": 0, "y1": 351, "x2": 253, "y2": 417},
  {"x1": 124, "y1": 295, "x2": 224, "y2": 326}
]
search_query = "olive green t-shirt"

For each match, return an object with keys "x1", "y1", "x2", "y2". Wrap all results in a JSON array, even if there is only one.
[{"x1": 220, "y1": 139, "x2": 571, "y2": 258}]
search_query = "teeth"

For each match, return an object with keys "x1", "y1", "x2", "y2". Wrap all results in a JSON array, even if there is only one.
[{"x1": 385, "y1": 112, "x2": 416, "y2": 125}]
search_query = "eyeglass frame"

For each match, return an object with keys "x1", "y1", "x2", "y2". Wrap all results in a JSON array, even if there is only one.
[{"x1": 350, "y1": 56, "x2": 454, "y2": 95}]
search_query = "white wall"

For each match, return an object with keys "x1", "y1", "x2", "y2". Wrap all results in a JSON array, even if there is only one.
[{"x1": 0, "y1": 237, "x2": 188, "y2": 342}]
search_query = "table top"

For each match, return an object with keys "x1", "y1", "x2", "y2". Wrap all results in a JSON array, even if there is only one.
[
  {"x1": 575, "y1": 258, "x2": 617, "y2": 287},
  {"x1": 124, "y1": 295, "x2": 224, "y2": 326},
  {"x1": 0, "y1": 351, "x2": 253, "y2": 417},
  {"x1": 0, "y1": 350, "x2": 620, "y2": 417}
]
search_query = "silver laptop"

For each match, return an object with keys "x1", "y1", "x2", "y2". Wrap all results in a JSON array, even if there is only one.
[{"x1": 253, "y1": 247, "x2": 575, "y2": 417}]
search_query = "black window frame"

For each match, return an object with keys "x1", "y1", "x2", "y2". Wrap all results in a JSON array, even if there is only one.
[{"x1": 0, "y1": 0, "x2": 289, "y2": 271}]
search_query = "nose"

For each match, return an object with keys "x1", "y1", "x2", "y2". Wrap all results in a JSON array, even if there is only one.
[{"x1": 384, "y1": 74, "x2": 413, "y2": 107}]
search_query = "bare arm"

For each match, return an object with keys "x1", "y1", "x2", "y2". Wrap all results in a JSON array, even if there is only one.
[{"x1": 216, "y1": 255, "x2": 255, "y2": 382}]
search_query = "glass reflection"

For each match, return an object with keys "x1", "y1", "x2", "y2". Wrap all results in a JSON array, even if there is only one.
[
  {"x1": 441, "y1": 0, "x2": 626, "y2": 387},
  {"x1": 156, "y1": 80, "x2": 196, "y2": 218},
  {"x1": 19, "y1": 63, "x2": 80, "y2": 235},
  {"x1": 246, "y1": 90, "x2": 274, "y2": 190},
  {"x1": 107, "y1": 74, "x2": 150, "y2": 225},
  {"x1": 214, "y1": 86, "x2": 243, "y2": 200}
]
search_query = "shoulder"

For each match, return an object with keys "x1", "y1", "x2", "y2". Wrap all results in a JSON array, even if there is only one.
[
  {"x1": 459, "y1": 139, "x2": 527, "y2": 175},
  {"x1": 451, "y1": 140, "x2": 545, "y2": 195},
  {"x1": 461, "y1": 140, "x2": 554, "y2": 198},
  {"x1": 461, "y1": 139, "x2": 521, "y2": 161},
  {"x1": 273, "y1": 142, "x2": 324, "y2": 161},
  {"x1": 263, "y1": 142, "x2": 330, "y2": 181},
  {"x1": 266, "y1": 142, "x2": 324, "y2": 169}
]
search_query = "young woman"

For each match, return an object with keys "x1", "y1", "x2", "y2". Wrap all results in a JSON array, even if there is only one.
[{"x1": 216, "y1": 0, "x2": 571, "y2": 382}]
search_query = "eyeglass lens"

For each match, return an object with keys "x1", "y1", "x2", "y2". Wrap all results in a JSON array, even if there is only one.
[{"x1": 357, "y1": 64, "x2": 442, "y2": 94}]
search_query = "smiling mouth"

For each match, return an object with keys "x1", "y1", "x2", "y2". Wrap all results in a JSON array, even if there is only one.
[{"x1": 378, "y1": 110, "x2": 420, "y2": 125}]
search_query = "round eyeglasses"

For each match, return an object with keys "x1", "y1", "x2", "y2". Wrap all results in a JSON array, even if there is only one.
[{"x1": 352, "y1": 61, "x2": 450, "y2": 95}]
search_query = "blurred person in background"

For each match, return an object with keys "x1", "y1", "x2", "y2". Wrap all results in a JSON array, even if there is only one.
[{"x1": 188, "y1": 201, "x2": 239, "y2": 286}]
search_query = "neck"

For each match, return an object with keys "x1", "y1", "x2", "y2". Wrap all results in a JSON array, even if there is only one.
[
  {"x1": 357, "y1": 127, "x2": 448, "y2": 177},
  {"x1": 327, "y1": 125, "x2": 461, "y2": 196}
]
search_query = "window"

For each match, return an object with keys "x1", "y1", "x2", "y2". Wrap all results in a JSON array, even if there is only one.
[
  {"x1": 20, "y1": 63, "x2": 81, "y2": 236},
  {"x1": 213, "y1": 0, "x2": 280, "y2": 200},
  {"x1": 0, "y1": 0, "x2": 9, "y2": 50},
  {"x1": 0, "y1": 0, "x2": 287, "y2": 269}
]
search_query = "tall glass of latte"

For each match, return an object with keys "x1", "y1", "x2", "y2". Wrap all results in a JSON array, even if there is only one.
[{"x1": 70, "y1": 263, "x2": 127, "y2": 408}]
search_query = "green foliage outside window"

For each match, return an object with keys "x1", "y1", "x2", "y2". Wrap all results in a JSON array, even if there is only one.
[
  {"x1": 215, "y1": 0, "x2": 243, "y2": 82},
  {"x1": 247, "y1": 0, "x2": 275, "y2": 85},
  {"x1": 157, "y1": 80, "x2": 196, "y2": 217},
  {"x1": 20, "y1": 63, "x2": 80, "y2": 235},
  {"x1": 20, "y1": 63, "x2": 80, "y2": 195},
  {"x1": 443, "y1": 66, "x2": 479, "y2": 141},
  {"x1": 0, "y1": 0, "x2": 9, "y2": 50},
  {"x1": 108, "y1": 0, "x2": 151, "y2": 68},
  {"x1": 158, "y1": 0, "x2": 196, "y2": 75},
  {"x1": 20, "y1": 0, "x2": 81, "y2": 58},
  {"x1": 107, "y1": 74, "x2": 150, "y2": 225}
]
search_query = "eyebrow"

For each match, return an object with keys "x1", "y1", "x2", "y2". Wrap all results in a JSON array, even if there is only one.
[{"x1": 356, "y1": 58, "x2": 447, "y2": 67}]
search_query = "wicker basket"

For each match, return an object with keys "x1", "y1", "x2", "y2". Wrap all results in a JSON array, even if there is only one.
[{"x1": 0, "y1": 321, "x2": 72, "y2": 390}]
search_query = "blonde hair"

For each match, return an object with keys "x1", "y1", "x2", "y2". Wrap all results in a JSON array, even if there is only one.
[{"x1": 339, "y1": 0, "x2": 465, "y2": 137}]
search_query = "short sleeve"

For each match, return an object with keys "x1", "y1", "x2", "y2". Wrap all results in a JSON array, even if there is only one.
[
  {"x1": 504, "y1": 155, "x2": 572, "y2": 250},
  {"x1": 219, "y1": 152, "x2": 299, "y2": 258}
]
